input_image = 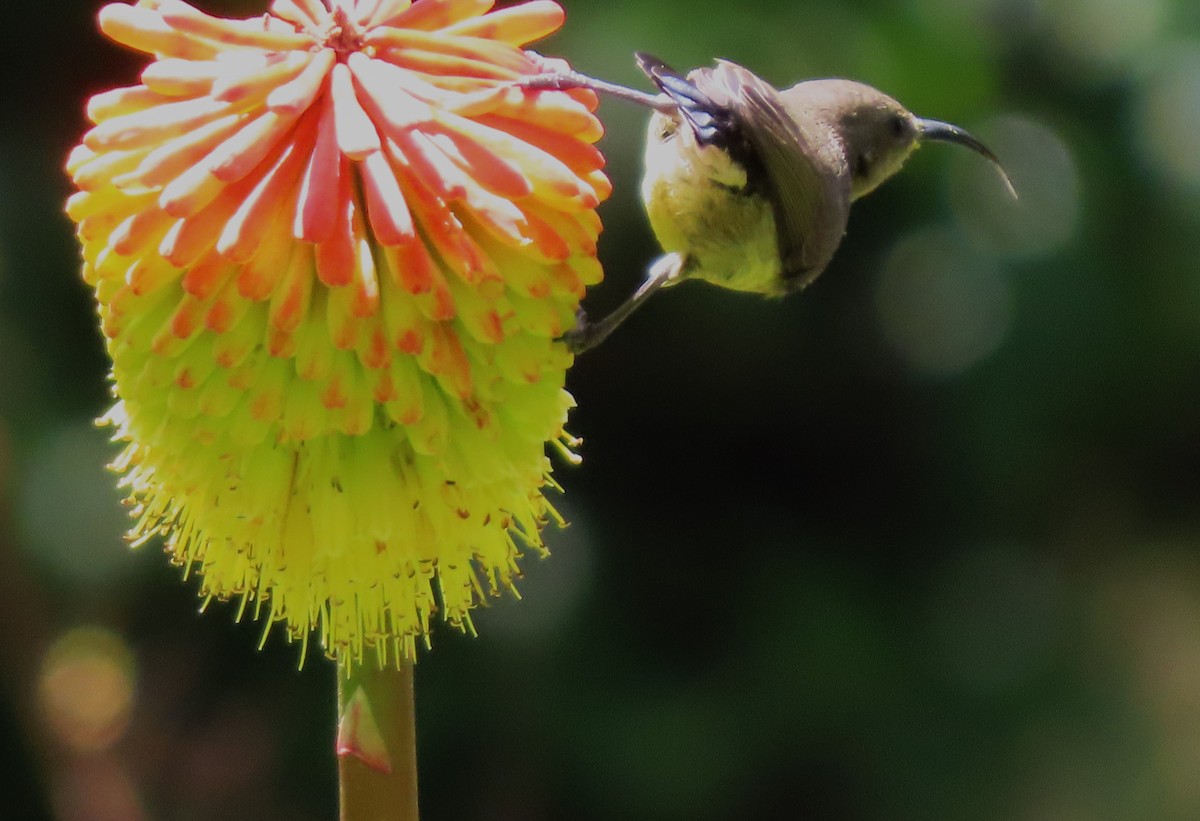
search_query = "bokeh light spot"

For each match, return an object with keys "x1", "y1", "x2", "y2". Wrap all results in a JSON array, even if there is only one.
[
  {"x1": 1044, "y1": 0, "x2": 1167, "y2": 73},
  {"x1": 38, "y1": 626, "x2": 136, "y2": 754},
  {"x1": 948, "y1": 115, "x2": 1079, "y2": 257},
  {"x1": 1134, "y1": 44, "x2": 1200, "y2": 191},
  {"x1": 1094, "y1": 548, "x2": 1200, "y2": 807},
  {"x1": 875, "y1": 226, "x2": 1011, "y2": 376}
]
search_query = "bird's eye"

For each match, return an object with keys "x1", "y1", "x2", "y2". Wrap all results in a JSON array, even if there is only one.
[{"x1": 890, "y1": 114, "x2": 907, "y2": 137}]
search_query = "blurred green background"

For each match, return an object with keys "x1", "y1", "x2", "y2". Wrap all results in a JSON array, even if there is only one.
[{"x1": 4, "y1": 0, "x2": 1200, "y2": 818}]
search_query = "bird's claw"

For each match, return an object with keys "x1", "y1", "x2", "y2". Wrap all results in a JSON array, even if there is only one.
[{"x1": 556, "y1": 308, "x2": 592, "y2": 355}]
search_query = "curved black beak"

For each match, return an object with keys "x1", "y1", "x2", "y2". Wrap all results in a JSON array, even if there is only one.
[{"x1": 917, "y1": 118, "x2": 1018, "y2": 199}]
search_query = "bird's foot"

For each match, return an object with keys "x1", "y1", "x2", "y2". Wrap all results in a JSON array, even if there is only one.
[
  {"x1": 557, "y1": 308, "x2": 597, "y2": 356},
  {"x1": 516, "y1": 68, "x2": 674, "y2": 113}
]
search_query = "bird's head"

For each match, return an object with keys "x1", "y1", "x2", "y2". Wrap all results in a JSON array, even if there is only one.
[{"x1": 784, "y1": 80, "x2": 1014, "y2": 200}]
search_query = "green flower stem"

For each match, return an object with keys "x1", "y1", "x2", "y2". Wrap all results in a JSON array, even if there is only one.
[{"x1": 337, "y1": 660, "x2": 420, "y2": 821}]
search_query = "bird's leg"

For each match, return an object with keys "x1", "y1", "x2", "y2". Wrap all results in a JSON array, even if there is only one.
[
  {"x1": 518, "y1": 71, "x2": 676, "y2": 113},
  {"x1": 561, "y1": 253, "x2": 684, "y2": 355}
]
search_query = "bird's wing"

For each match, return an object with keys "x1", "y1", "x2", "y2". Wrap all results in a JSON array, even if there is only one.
[
  {"x1": 635, "y1": 53, "x2": 833, "y2": 284},
  {"x1": 634, "y1": 52, "x2": 734, "y2": 146}
]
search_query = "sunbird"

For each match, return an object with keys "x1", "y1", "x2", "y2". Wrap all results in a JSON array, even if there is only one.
[{"x1": 523, "y1": 53, "x2": 1015, "y2": 353}]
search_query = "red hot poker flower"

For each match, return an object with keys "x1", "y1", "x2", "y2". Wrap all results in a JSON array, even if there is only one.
[{"x1": 65, "y1": 0, "x2": 608, "y2": 667}]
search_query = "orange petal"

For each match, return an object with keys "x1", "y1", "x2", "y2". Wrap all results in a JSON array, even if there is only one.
[
  {"x1": 414, "y1": 269, "x2": 457, "y2": 322},
  {"x1": 318, "y1": 355, "x2": 351, "y2": 409},
  {"x1": 445, "y1": 278, "x2": 505, "y2": 344},
  {"x1": 379, "y1": 48, "x2": 520, "y2": 82},
  {"x1": 294, "y1": 96, "x2": 342, "y2": 243},
  {"x1": 238, "y1": 215, "x2": 295, "y2": 299},
  {"x1": 161, "y1": 177, "x2": 255, "y2": 268},
  {"x1": 383, "y1": 0, "x2": 495, "y2": 31},
  {"x1": 388, "y1": 130, "x2": 468, "y2": 202},
  {"x1": 326, "y1": 285, "x2": 363, "y2": 351},
  {"x1": 363, "y1": 27, "x2": 533, "y2": 73},
  {"x1": 349, "y1": 207, "x2": 382, "y2": 318},
  {"x1": 492, "y1": 330, "x2": 551, "y2": 384},
  {"x1": 269, "y1": 48, "x2": 336, "y2": 115},
  {"x1": 458, "y1": 186, "x2": 530, "y2": 250},
  {"x1": 330, "y1": 63, "x2": 381, "y2": 161},
  {"x1": 427, "y1": 129, "x2": 532, "y2": 199},
  {"x1": 547, "y1": 259, "x2": 584, "y2": 298},
  {"x1": 212, "y1": 51, "x2": 310, "y2": 106},
  {"x1": 361, "y1": 0, "x2": 412, "y2": 28},
  {"x1": 383, "y1": 357, "x2": 425, "y2": 425},
  {"x1": 271, "y1": 0, "x2": 324, "y2": 29},
  {"x1": 476, "y1": 242, "x2": 552, "y2": 298},
  {"x1": 347, "y1": 54, "x2": 434, "y2": 133},
  {"x1": 205, "y1": 279, "x2": 254, "y2": 334},
  {"x1": 286, "y1": 363, "x2": 331, "y2": 442},
  {"x1": 268, "y1": 242, "x2": 315, "y2": 332},
  {"x1": 208, "y1": 110, "x2": 299, "y2": 183},
  {"x1": 435, "y1": 111, "x2": 597, "y2": 210},
  {"x1": 505, "y1": 289, "x2": 573, "y2": 337},
  {"x1": 521, "y1": 200, "x2": 598, "y2": 256},
  {"x1": 378, "y1": 262, "x2": 426, "y2": 353},
  {"x1": 158, "y1": 295, "x2": 208, "y2": 352},
  {"x1": 398, "y1": 74, "x2": 498, "y2": 96},
  {"x1": 295, "y1": 297, "x2": 335, "y2": 380},
  {"x1": 394, "y1": 167, "x2": 498, "y2": 290},
  {"x1": 85, "y1": 96, "x2": 233, "y2": 152},
  {"x1": 439, "y1": 85, "x2": 511, "y2": 118},
  {"x1": 109, "y1": 207, "x2": 175, "y2": 257},
  {"x1": 477, "y1": 114, "x2": 605, "y2": 174},
  {"x1": 420, "y1": 323, "x2": 473, "y2": 399},
  {"x1": 381, "y1": 240, "x2": 434, "y2": 297},
  {"x1": 65, "y1": 144, "x2": 98, "y2": 178},
  {"x1": 97, "y1": 3, "x2": 220, "y2": 61},
  {"x1": 86, "y1": 85, "x2": 173, "y2": 125},
  {"x1": 357, "y1": 319, "x2": 393, "y2": 370},
  {"x1": 344, "y1": 52, "x2": 457, "y2": 109},
  {"x1": 246, "y1": 357, "x2": 291, "y2": 423},
  {"x1": 515, "y1": 207, "x2": 571, "y2": 262},
  {"x1": 181, "y1": 252, "x2": 235, "y2": 300},
  {"x1": 140, "y1": 58, "x2": 220, "y2": 97},
  {"x1": 584, "y1": 168, "x2": 612, "y2": 202},
  {"x1": 211, "y1": 310, "x2": 262, "y2": 368},
  {"x1": 65, "y1": 190, "x2": 112, "y2": 224},
  {"x1": 367, "y1": 365, "x2": 397, "y2": 403},
  {"x1": 125, "y1": 256, "x2": 184, "y2": 298},
  {"x1": 119, "y1": 112, "x2": 246, "y2": 191},
  {"x1": 314, "y1": 170, "x2": 358, "y2": 288},
  {"x1": 80, "y1": 208, "x2": 134, "y2": 245},
  {"x1": 158, "y1": 3, "x2": 315, "y2": 51},
  {"x1": 158, "y1": 162, "x2": 224, "y2": 218},
  {"x1": 441, "y1": 0, "x2": 564, "y2": 46},
  {"x1": 565, "y1": 253, "x2": 603, "y2": 286},
  {"x1": 218, "y1": 121, "x2": 311, "y2": 261},
  {"x1": 487, "y1": 86, "x2": 603, "y2": 141},
  {"x1": 360, "y1": 150, "x2": 416, "y2": 246},
  {"x1": 268, "y1": 326, "x2": 299, "y2": 360}
]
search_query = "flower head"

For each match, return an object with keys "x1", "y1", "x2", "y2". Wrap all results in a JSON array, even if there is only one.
[{"x1": 66, "y1": 0, "x2": 607, "y2": 666}]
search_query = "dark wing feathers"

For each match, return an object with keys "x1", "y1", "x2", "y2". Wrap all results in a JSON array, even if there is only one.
[
  {"x1": 634, "y1": 52, "x2": 732, "y2": 146},
  {"x1": 700, "y1": 61, "x2": 829, "y2": 282},
  {"x1": 635, "y1": 53, "x2": 830, "y2": 284}
]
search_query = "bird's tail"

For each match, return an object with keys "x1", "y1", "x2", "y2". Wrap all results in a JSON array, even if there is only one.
[{"x1": 634, "y1": 52, "x2": 729, "y2": 146}]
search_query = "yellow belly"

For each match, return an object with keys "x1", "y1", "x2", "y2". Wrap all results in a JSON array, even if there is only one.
[{"x1": 640, "y1": 113, "x2": 783, "y2": 295}]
